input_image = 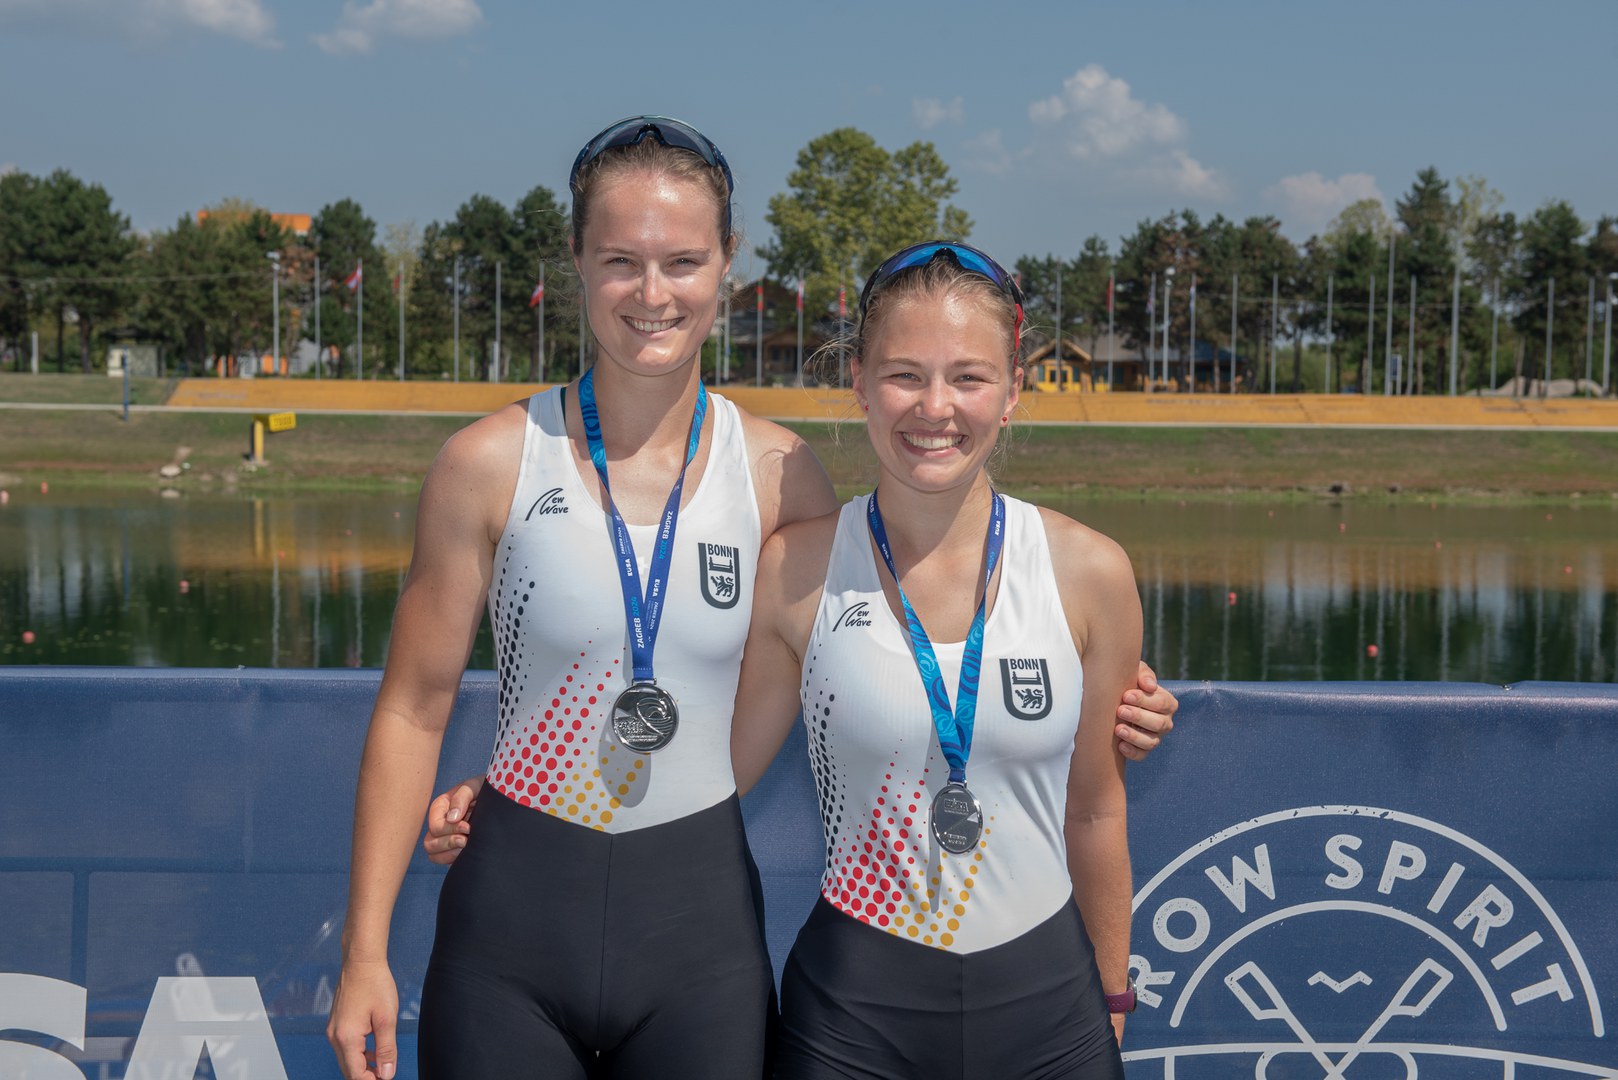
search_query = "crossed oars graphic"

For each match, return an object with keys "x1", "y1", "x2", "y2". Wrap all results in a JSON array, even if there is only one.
[{"x1": 1225, "y1": 958, "x2": 1454, "y2": 1079}]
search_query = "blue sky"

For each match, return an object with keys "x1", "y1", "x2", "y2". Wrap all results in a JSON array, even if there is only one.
[{"x1": 2, "y1": 0, "x2": 1613, "y2": 272}]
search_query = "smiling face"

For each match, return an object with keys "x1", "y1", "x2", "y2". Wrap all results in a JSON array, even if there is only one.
[
  {"x1": 853, "y1": 286, "x2": 1021, "y2": 498},
  {"x1": 572, "y1": 168, "x2": 731, "y2": 381}
]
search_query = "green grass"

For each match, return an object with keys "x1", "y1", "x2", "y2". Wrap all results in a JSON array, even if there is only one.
[
  {"x1": 0, "y1": 372, "x2": 178, "y2": 406},
  {"x1": 3, "y1": 392, "x2": 1617, "y2": 502}
]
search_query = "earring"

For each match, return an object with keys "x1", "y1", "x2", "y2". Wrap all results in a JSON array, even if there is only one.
[{"x1": 1000, "y1": 415, "x2": 1009, "y2": 425}]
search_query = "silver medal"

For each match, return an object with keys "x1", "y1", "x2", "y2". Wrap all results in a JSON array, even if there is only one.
[
  {"x1": 930, "y1": 782, "x2": 983, "y2": 854},
  {"x1": 610, "y1": 681, "x2": 679, "y2": 753}
]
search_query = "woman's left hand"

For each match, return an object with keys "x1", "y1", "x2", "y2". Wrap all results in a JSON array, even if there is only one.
[{"x1": 1115, "y1": 660, "x2": 1178, "y2": 761}]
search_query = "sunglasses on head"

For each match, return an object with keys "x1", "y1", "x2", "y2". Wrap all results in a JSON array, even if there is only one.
[
  {"x1": 858, "y1": 241, "x2": 1025, "y2": 350},
  {"x1": 570, "y1": 115, "x2": 735, "y2": 231}
]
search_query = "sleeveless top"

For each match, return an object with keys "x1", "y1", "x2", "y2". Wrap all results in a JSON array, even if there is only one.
[
  {"x1": 484, "y1": 386, "x2": 761, "y2": 832},
  {"x1": 800, "y1": 494, "x2": 1086, "y2": 953}
]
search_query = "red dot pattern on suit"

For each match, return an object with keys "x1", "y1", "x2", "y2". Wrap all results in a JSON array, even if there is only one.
[
  {"x1": 823, "y1": 760, "x2": 988, "y2": 949},
  {"x1": 489, "y1": 650, "x2": 637, "y2": 830}
]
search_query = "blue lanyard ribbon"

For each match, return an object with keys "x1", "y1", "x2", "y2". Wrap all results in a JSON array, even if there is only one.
[
  {"x1": 866, "y1": 490, "x2": 1006, "y2": 785},
  {"x1": 577, "y1": 368, "x2": 708, "y2": 684}
]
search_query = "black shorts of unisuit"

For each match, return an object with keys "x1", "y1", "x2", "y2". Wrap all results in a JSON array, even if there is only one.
[
  {"x1": 418, "y1": 784, "x2": 775, "y2": 1079},
  {"x1": 775, "y1": 896, "x2": 1124, "y2": 1080}
]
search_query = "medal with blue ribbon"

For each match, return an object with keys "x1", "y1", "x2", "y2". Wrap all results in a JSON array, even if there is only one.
[
  {"x1": 578, "y1": 368, "x2": 708, "y2": 753},
  {"x1": 866, "y1": 489, "x2": 1006, "y2": 854}
]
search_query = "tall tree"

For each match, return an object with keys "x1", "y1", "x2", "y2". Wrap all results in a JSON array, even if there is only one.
[
  {"x1": 26, "y1": 170, "x2": 137, "y2": 372},
  {"x1": 1516, "y1": 200, "x2": 1590, "y2": 385},
  {"x1": 760, "y1": 128, "x2": 972, "y2": 316},
  {"x1": 307, "y1": 198, "x2": 390, "y2": 377}
]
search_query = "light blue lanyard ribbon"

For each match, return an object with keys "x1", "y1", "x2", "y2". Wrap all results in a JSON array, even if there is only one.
[
  {"x1": 577, "y1": 368, "x2": 708, "y2": 683},
  {"x1": 866, "y1": 490, "x2": 1006, "y2": 785}
]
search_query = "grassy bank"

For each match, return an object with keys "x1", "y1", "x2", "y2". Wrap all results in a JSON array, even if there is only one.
[{"x1": 3, "y1": 402, "x2": 1616, "y2": 503}]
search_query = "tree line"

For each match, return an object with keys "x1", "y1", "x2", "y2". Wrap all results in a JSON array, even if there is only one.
[{"x1": 2, "y1": 134, "x2": 1614, "y2": 393}]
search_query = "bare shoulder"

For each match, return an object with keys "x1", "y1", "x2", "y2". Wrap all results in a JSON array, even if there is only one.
[
  {"x1": 758, "y1": 506, "x2": 841, "y2": 655},
  {"x1": 420, "y1": 401, "x2": 528, "y2": 541},
  {"x1": 1035, "y1": 505, "x2": 1139, "y2": 627},
  {"x1": 733, "y1": 404, "x2": 838, "y2": 533},
  {"x1": 1036, "y1": 506, "x2": 1133, "y2": 578}
]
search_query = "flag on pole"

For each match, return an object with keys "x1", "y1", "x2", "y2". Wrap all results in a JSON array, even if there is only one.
[
  {"x1": 1189, "y1": 280, "x2": 1196, "y2": 311},
  {"x1": 796, "y1": 279, "x2": 804, "y2": 312},
  {"x1": 838, "y1": 286, "x2": 847, "y2": 319},
  {"x1": 756, "y1": 283, "x2": 764, "y2": 312},
  {"x1": 345, "y1": 264, "x2": 363, "y2": 291},
  {"x1": 529, "y1": 280, "x2": 545, "y2": 308},
  {"x1": 1106, "y1": 277, "x2": 1114, "y2": 313},
  {"x1": 392, "y1": 274, "x2": 400, "y2": 294}
]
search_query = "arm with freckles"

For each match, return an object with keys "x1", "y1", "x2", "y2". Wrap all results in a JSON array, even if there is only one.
[
  {"x1": 326, "y1": 413, "x2": 517, "y2": 1080},
  {"x1": 1046, "y1": 512, "x2": 1143, "y2": 1047},
  {"x1": 731, "y1": 515, "x2": 837, "y2": 796}
]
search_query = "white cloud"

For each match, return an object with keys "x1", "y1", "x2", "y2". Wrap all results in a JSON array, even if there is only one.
[
  {"x1": 1029, "y1": 64, "x2": 1221, "y2": 198},
  {"x1": 961, "y1": 129, "x2": 1013, "y2": 176},
  {"x1": 313, "y1": 0, "x2": 483, "y2": 55},
  {"x1": 0, "y1": 0, "x2": 277, "y2": 45},
  {"x1": 912, "y1": 96, "x2": 965, "y2": 130},
  {"x1": 1266, "y1": 171, "x2": 1385, "y2": 236}
]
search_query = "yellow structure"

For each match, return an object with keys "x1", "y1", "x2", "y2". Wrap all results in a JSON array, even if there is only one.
[{"x1": 163, "y1": 379, "x2": 1618, "y2": 430}]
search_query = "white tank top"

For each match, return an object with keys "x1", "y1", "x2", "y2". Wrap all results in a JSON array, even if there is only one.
[
  {"x1": 484, "y1": 386, "x2": 761, "y2": 832},
  {"x1": 801, "y1": 494, "x2": 1085, "y2": 953}
]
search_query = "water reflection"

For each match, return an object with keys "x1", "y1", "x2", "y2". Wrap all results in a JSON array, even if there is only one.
[{"x1": 1, "y1": 493, "x2": 1613, "y2": 682}]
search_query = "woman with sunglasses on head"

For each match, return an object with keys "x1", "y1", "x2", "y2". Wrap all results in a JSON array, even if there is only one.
[
  {"x1": 731, "y1": 242, "x2": 1138, "y2": 1079},
  {"x1": 330, "y1": 117, "x2": 1172, "y2": 1080}
]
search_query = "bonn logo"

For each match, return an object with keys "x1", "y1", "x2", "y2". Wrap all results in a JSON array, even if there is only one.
[
  {"x1": 525, "y1": 487, "x2": 569, "y2": 519},
  {"x1": 1123, "y1": 805, "x2": 1609, "y2": 1078},
  {"x1": 698, "y1": 543, "x2": 741, "y2": 609},
  {"x1": 999, "y1": 657, "x2": 1052, "y2": 720}
]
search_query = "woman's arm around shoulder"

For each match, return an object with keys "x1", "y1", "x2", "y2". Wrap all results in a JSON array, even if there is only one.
[
  {"x1": 730, "y1": 509, "x2": 840, "y2": 796},
  {"x1": 1042, "y1": 508, "x2": 1143, "y2": 1046}
]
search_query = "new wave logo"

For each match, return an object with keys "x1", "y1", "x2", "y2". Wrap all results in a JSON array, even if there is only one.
[
  {"x1": 1124, "y1": 806, "x2": 1611, "y2": 1079},
  {"x1": 834, "y1": 602, "x2": 873, "y2": 631},
  {"x1": 524, "y1": 487, "x2": 569, "y2": 520}
]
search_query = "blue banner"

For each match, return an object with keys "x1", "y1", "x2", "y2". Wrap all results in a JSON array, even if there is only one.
[{"x1": 1, "y1": 670, "x2": 1613, "y2": 1077}]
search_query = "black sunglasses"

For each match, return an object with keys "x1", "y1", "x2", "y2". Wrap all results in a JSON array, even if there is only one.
[{"x1": 569, "y1": 116, "x2": 735, "y2": 234}]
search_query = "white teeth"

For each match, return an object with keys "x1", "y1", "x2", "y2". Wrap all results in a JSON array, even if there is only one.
[
  {"x1": 902, "y1": 433, "x2": 963, "y2": 450},
  {"x1": 628, "y1": 317, "x2": 678, "y2": 332}
]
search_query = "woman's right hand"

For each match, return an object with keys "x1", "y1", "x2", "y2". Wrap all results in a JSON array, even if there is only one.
[
  {"x1": 422, "y1": 776, "x2": 485, "y2": 865},
  {"x1": 327, "y1": 959, "x2": 400, "y2": 1080}
]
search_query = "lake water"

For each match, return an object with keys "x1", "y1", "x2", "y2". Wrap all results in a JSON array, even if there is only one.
[{"x1": 1, "y1": 491, "x2": 1614, "y2": 683}]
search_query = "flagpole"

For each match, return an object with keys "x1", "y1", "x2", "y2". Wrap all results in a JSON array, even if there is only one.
[
  {"x1": 1228, "y1": 272, "x2": 1237, "y2": 393},
  {"x1": 538, "y1": 262, "x2": 546, "y2": 382},
  {"x1": 755, "y1": 278, "x2": 764, "y2": 386},
  {"x1": 494, "y1": 260, "x2": 502, "y2": 383},
  {"x1": 795, "y1": 271, "x2": 804, "y2": 386},
  {"x1": 356, "y1": 258, "x2": 363, "y2": 380},
  {"x1": 397, "y1": 261, "x2": 404, "y2": 381},
  {"x1": 1146, "y1": 271, "x2": 1155, "y2": 394},
  {"x1": 314, "y1": 255, "x2": 322, "y2": 380},
  {"x1": 1188, "y1": 272, "x2": 1197, "y2": 390},
  {"x1": 453, "y1": 255, "x2": 461, "y2": 383},
  {"x1": 1054, "y1": 258, "x2": 1063, "y2": 389},
  {"x1": 1105, "y1": 271, "x2": 1114, "y2": 391}
]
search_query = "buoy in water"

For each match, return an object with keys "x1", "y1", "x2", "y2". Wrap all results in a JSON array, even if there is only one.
[
  {"x1": 22, "y1": 630, "x2": 36, "y2": 645},
  {"x1": 1366, "y1": 644, "x2": 1380, "y2": 658},
  {"x1": 179, "y1": 580, "x2": 190, "y2": 593},
  {"x1": 1227, "y1": 592, "x2": 1237, "y2": 606}
]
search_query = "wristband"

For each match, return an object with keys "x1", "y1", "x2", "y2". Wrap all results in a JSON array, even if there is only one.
[{"x1": 1104, "y1": 978, "x2": 1137, "y2": 1014}]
